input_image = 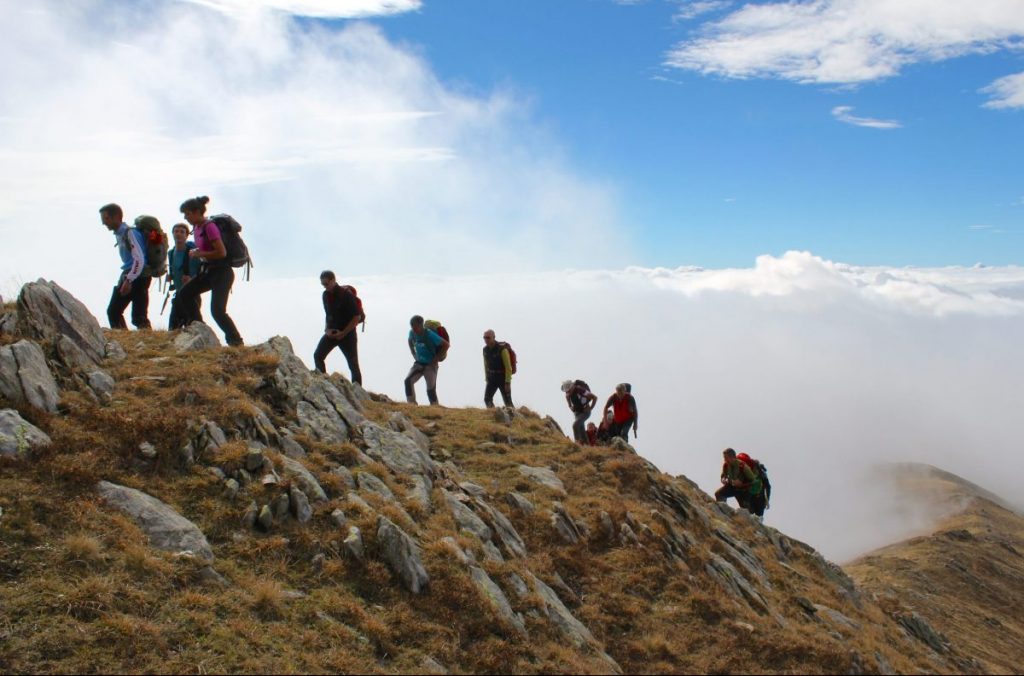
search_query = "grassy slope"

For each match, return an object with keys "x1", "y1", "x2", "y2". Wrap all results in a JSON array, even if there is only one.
[
  {"x1": 846, "y1": 466, "x2": 1024, "y2": 675},
  {"x1": 0, "y1": 330, "x2": 946, "y2": 674}
]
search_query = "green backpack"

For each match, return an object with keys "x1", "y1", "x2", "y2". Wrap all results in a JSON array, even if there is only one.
[{"x1": 132, "y1": 215, "x2": 168, "y2": 278}]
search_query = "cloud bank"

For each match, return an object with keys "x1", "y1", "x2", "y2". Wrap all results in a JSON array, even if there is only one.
[
  {"x1": 0, "y1": 1, "x2": 625, "y2": 282},
  {"x1": 180, "y1": 0, "x2": 422, "y2": 19},
  {"x1": 982, "y1": 71, "x2": 1024, "y2": 109},
  {"x1": 831, "y1": 105, "x2": 901, "y2": 129},
  {"x1": 665, "y1": 0, "x2": 1024, "y2": 90}
]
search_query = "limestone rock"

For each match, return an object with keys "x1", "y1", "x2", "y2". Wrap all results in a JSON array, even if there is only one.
[
  {"x1": 356, "y1": 472, "x2": 395, "y2": 501},
  {"x1": 258, "y1": 504, "x2": 273, "y2": 530},
  {"x1": 505, "y1": 491, "x2": 535, "y2": 514},
  {"x1": 245, "y1": 448, "x2": 265, "y2": 472},
  {"x1": 458, "y1": 481, "x2": 487, "y2": 497},
  {"x1": 387, "y1": 411, "x2": 431, "y2": 453},
  {"x1": 242, "y1": 501, "x2": 259, "y2": 528},
  {"x1": 347, "y1": 491, "x2": 374, "y2": 514},
  {"x1": 331, "y1": 508, "x2": 347, "y2": 529},
  {"x1": 279, "y1": 455, "x2": 328, "y2": 502},
  {"x1": 0, "y1": 340, "x2": 61, "y2": 413},
  {"x1": 0, "y1": 311, "x2": 16, "y2": 336},
  {"x1": 104, "y1": 340, "x2": 127, "y2": 362},
  {"x1": 273, "y1": 493, "x2": 290, "y2": 520},
  {"x1": 407, "y1": 475, "x2": 432, "y2": 512},
  {"x1": 55, "y1": 335, "x2": 94, "y2": 371},
  {"x1": 814, "y1": 604, "x2": 860, "y2": 631},
  {"x1": 0, "y1": 408, "x2": 51, "y2": 457},
  {"x1": 897, "y1": 612, "x2": 949, "y2": 654},
  {"x1": 297, "y1": 400, "x2": 349, "y2": 444},
  {"x1": 551, "y1": 503, "x2": 582, "y2": 545},
  {"x1": 17, "y1": 280, "x2": 106, "y2": 364},
  {"x1": 332, "y1": 465, "x2": 356, "y2": 489},
  {"x1": 444, "y1": 490, "x2": 492, "y2": 541},
  {"x1": 469, "y1": 565, "x2": 527, "y2": 636},
  {"x1": 526, "y1": 572, "x2": 620, "y2": 672},
  {"x1": 279, "y1": 431, "x2": 306, "y2": 459},
  {"x1": 290, "y1": 487, "x2": 312, "y2": 523},
  {"x1": 97, "y1": 481, "x2": 213, "y2": 561},
  {"x1": 517, "y1": 465, "x2": 566, "y2": 496},
  {"x1": 343, "y1": 526, "x2": 364, "y2": 560},
  {"x1": 705, "y1": 553, "x2": 768, "y2": 613},
  {"x1": 173, "y1": 321, "x2": 221, "y2": 352},
  {"x1": 87, "y1": 370, "x2": 116, "y2": 403},
  {"x1": 359, "y1": 421, "x2": 436, "y2": 478},
  {"x1": 376, "y1": 516, "x2": 428, "y2": 593},
  {"x1": 473, "y1": 497, "x2": 527, "y2": 558}
]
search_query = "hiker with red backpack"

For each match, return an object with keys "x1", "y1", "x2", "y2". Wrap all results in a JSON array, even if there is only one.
[
  {"x1": 170, "y1": 196, "x2": 244, "y2": 346},
  {"x1": 715, "y1": 448, "x2": 770, "y2": 517},
  {"x1": 562, "y1": 379, "x2": 597, "y2": 444},
  {"x1": 100, "y1": 203, "x2": 157, "y2": 330},
  {"x1": 405, "y1": 315, "x2": 449, "y2": 405},
  {"x1": 603, "y1": 383, "x2": 638, "y2": 443},
  {"x1": 314, "y1": 270, "x2": 363, "y2": 384},
  {"x1": 482, "y1": 329, "x2": 515, "y2": 408}
]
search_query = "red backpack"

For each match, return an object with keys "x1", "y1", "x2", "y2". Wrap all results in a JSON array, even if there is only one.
[
  {"x1": 338, "y1": 285, "x2": 366, "y2": 331},
  {"x1": 498, "y1": 341, "x2": 518, "y2": 374}
]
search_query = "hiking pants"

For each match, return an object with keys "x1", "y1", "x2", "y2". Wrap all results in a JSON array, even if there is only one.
[
  {"x1": 172, "y1": 265, "x2": 243, "y2": 346},
  {"x1": 572, "y1": 409, "x2": 591, "y2": 443},
  {"x1": 715, "y1": 484, "x2": 751, "y2": 511},
  {"x1": 107, "y1": 274, "x2": 152, "y2": 330},
  {"x1": 405, "y1": 361, "x2": 438, "y2": 405},
  {"x1": 747, "y1": 491, "x2": 767, "y2": 517},
  {"x1": 611, "y1": 418, "x2": 634, "y2": 442},
  {"x1": 168, "y1": 288, "x2": 202, "y2": 330},
  {"x1": 314, "y1": 330, "x2": 362, "y2": 384},
  {"x1": 484, "y1": 372, "x2": 513, "y2": 408}
]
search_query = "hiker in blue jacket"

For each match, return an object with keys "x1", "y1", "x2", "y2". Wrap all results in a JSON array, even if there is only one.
[
  {"x1": 100, "y1": 202, "x2": 151, "y2": 330},
  {"x1": 405, "y1": 315, "x2": 448, "y2": 405},
  {"x1": 167, "y1": 223, "x2": 202, "y2": 330}
]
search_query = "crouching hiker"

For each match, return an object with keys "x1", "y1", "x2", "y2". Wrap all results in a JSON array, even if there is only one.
[
  {"x1": 100, "y1": 202, "x2": 152, "y2": 330},
  {"x1": 170, "y1": 196, "x2": 244, "y2": 346},
  {"x1": 604, "y1": 383, "x2": 638, "y2": 442},
  {"x1": 737, "y1": 452, "x2": 771, "y2": 517},
  {"x1": 314, "y1": 270, "x2": 362, "y2": 384},
  {"x1": 561, "y1": 379, "x2": 597, "y2": 444},
  {"x1": 405, "y1": 315, "x2": 448, "y2": 405},
  {"x1": 482, "y1": 329, "x2": 514, "y2": 408},
  {"x1": 167, "y1": 223, "x2": 202, "y2": 330},
  {"x1": 715, "y1": 448, "x2": 764, "y2": 516}
]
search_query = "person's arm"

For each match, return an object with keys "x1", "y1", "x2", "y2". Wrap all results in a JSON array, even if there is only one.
[
  {"x1": 336, "y1": 314, "x2": 360, "y2": 339},
  {"x1": 124, "y1": 231, "x2": 145, "y2": 282},
  {"x1": 734, "y1": 464, "x2": 755, "y2": 488},
  {"x1": 501, "y1": 347, "x2": 512, "y2": 384},
  {"x1": 482, "y1": 350, "x2": 488, "y2": 379},
  {"x1": 408, "y1": 336, "x2": 417, "y2": 359},
  {"x1": 630, "y1": 395, "x2": 638, "y2": 431},
  {"x1": 192, "y1": 238, "x2": 226, "y2": 261},
  {"x1": 187, "y1": 244, "x2": 200, "y2": 279},
  {"x1": 586, "y1": 391, "x2": 598, "y2": 412},
  {"x1": 603, "y1": 394, "x2": 614, "y2": 419}
]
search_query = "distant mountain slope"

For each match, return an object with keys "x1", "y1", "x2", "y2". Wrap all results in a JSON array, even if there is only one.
[{"x1": 846, "y1": 463, "x2": 1024, "y2": 674}]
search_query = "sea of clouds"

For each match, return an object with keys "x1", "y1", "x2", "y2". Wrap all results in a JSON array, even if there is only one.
[{"x1": 2, "y1": 1, "x2": 1022, "y2": 562}]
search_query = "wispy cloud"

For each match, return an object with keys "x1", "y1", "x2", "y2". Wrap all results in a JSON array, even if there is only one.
[
  {"x1": 665, "y1": 0, "x2": 1024, "y2": 85},
  {"x1": 673, "y1": 0, "x2": 732, "y2": 21},
  {"x1": 831, "y1": 105, "x2": 901, "y2": 129},
  {"x1": 981, "y1": 71, "x2": 1024, "y2": 110},
  {"x1": 179, "y1": 0, "x2": 422, "y2": 18}
]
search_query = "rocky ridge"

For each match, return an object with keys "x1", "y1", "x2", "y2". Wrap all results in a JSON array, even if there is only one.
[{"x1": 0, "y1": 281, "x2": 976, "y2": 674}]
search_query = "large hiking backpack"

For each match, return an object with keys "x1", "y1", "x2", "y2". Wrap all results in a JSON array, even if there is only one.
[
  {"x1": 132, "y1": 215, "x2": 168, "y2": 278},
  {"x1": 338, "y1": 285, "x2": 366, "y2": 331},
  {"x1": 738, "y1": 453, "x2": 771, "y2": 504},
  {"x1": 569, "y1": 379, "x2": 591, "y2": 412},
  {"x1": 209, "y1": 214, "x2": 253, "y2": 279},
  {"x1": 498, "y1": 341, "x2": 518, "y2": 374},
  {"x1": 424, "y1": 320, "x2": 450, "y2": 360}
]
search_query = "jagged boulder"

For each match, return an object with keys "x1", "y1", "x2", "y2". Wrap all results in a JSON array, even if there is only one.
[
  {"x1": 0, "y1": 340, "x2": 61, "y2": 413},
  {"x1": 279, "y1": 455, "x2": 328, "y2": 503},
  {"x1": 0, "y1": 309, "x2": 16, "y2": 336},
  {"x1": 526, "y1": 572, "x2": 621, "y2": 672},
  {"x1": 444, "y1": 490, "x2": 491, "y2": 541},
  {"x1": 97, "y1": 481, "x2": 213, "y2": 561},
  {"x1": 16, "y1": 280, "x2": 106, "y2": 364},
  {"x1": 174, "y1": 322, "x2": 221, "y2": 352},
  {"x1": 473, "y1": 497, "x2": 527, "y2": 558},
  {"x1": 360, "y1": 421, "x2": 436, "y2": 478},
  {"x1": 387, "y1": 411, "x2": 430, "y2": 453},
  {"x1": 356, "y1": 472, "x2": 395, "y2": 501},
  {"x1": 87, "y1": 369, "x2": 116, "y2": 404},
  {"x1": 376, "y1": 516, "x2": 428, "y2": 593},
  {"x1": 469, "y1": 565, "x2": 527, "y2": 636},
  {"x1": 517, "y1": 465, "x2": 566, "y2": 496},
  {"x1": 0, "y1": 409, "x2": 51, "y2": 457}
]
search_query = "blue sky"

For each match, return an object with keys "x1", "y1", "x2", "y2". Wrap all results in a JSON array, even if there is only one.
[{"x1": 369, "y1": 0, "x2": 1024, "y2": 267}]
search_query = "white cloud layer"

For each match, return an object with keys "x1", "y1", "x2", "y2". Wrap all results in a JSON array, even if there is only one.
[
  {"x1": 180, "y1": 0, "x2": 422, "y2": 18},
  {"x1": 666, "y1": 0, "x2": 1024, "y2": 85},
  {"x1": 982, "y1": 71, "x2": 1024, "y2": 109},
  {"x1": 0, "y1": 1, "x2": 625, "y2": 280},
  {"x1": 11, "y1": 251, "x2": 1021, "y2": 563},
  {"x1": 831, "y1": 105, "x2": 901, "y2": 129}
]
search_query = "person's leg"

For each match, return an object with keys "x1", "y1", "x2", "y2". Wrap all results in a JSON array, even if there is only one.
[
  {"x1": 209, "y1": 266, "x2": 243, "y2": 346},
  {"x1": 129, "y1": 275, "x2": 152, "y2": 329},
  {"x1": 749, "y1": 492, "x2": 766, "y2": 517},
  {"x1": 168, "y1": 292, "x2": 183, "y2": 330},
  {"x1": 313, "y1": 334, "x2": 340, "y2": 373},
  {"x1": 172, "y1": 274, "x2": 210, "y2": 328},
  {"x1": 404, "y1": 363, "x2": 425, "y2": 403},
  {"x1": 424, "y1": 362, "x2": 439, "y2": 405},
  {"x1": 338, "y1": 331, "x2": 362, "y2": 384},
  {"x1": 107, "y1": 281, "x2": 130, "y2": 330},
  {"x1": 617, "y1": 420, "x2": 631, "y2": 442},
  {"x1": 572, "y1": 411, "x2": 589, "y2": 442},
  {"x1": 484, "y1": 373, "x2": 501, "y2": 408},
  {"x1": 499, "y1": 380, "x2": 514, "y2": 407}
]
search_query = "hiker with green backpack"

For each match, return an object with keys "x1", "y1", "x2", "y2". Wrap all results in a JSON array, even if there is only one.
[
  {"x1": 405, "y1": 315, "x2": 449, "y2": 405},
  {"x1": 482, "y1": 329, "x2": 515, "y2": 408},
  {"x1": 314, "y1": 270, "x2": 363, "y2": 384},
  {"x1": 170, "y1": 196, "x2": 245, "y2": 346},
  {"x1": 100, "y1": 203, "x2": 164, "y2": 330},
  {"x1": 715, "y1": 448, "x2": 765, "y2": 516}
]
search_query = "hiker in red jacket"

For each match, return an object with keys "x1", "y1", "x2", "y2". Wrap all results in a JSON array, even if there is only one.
[{"x1": 603, "y1": 383, "x2": 638, "y2": 442}]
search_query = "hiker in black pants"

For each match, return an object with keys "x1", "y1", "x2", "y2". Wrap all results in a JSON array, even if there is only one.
[
  {"x1": 313, "y1": 270, "x2": 363, "y2": 384},
  {"x1": 100, "y1": 203, "x2": 152, "y2": 330},
  {"x1": 170, "y1": 196, "x2": 243, "y2": 346},
  {"x1": 482, "y1": 329, "x2": 513, "y2": 408}
]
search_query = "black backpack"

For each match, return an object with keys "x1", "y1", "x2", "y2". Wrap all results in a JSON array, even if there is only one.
[
  {"x1": 570, "y1": 379, "x2": 591, "y2": 412},
  {"x1": 209, "y1": 214, "x2": 253, "y2": 279}
]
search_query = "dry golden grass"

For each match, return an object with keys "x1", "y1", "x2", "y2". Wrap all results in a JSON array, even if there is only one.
[{"x1": 0, "y1": 329, "x2": 964, "y2": 674}]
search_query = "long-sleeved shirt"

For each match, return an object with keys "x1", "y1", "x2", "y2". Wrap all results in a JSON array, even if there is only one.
[
  {"x1": 483, "y1": 343, "x2": 513, "y2": 383},
  {"x1": 115, "y1": 223, "x2": 146, "y2": 282},
  {"x1": 168, "y1": 243, "x2": 200, "y2": 290}
]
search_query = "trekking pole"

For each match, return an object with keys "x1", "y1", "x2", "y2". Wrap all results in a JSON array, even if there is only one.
[{"x1": 160, "y1": 288, "x2": 171, "y2": 316}]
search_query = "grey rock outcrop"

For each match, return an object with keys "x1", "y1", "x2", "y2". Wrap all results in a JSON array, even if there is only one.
[
  {"x1": 17, "y1": 280, "x2": 106, "y2": 364},
  {"x1": 473, "y1": 497, "x2": 527, "y2": 558},
  {"x1": 551, "y1": 503, "x2": 583, "y2": 545},
  {"x1": 526, "y1": 572, "x2": 621, "y2": 672},
  {"x1": 0, "y1": 340, "x2": 61, "y2": 413},
  {"x1": 505, "y1": 491, "x2": 536, "y2": 514},
  {"x1": 0, "y1": 409, "x2": 51, "y2": 457},
  {"x1": 517, "y1": 465, "x2": 566, "y2": 496},
  {"x1": 290, "y1": 487, "x2": 313, "y2": 523},
  {"x1": 97, "y1": 481, "x2": 213, "y2": 560},
  {"x1": 360, "y1": 421, "x2": 436, "y2": 478},
  {"x1": 407, "y1": 475, "x2": 432, "y2": 512},
  {"x1": 898, "y1": 612, "x2": 949, "y2": 654},
  {"x1": 0, "y1": 310, "x2": 16, "y2": 336},
  {"x1": 343, "y1": 526, "x2": 364, "y2": 560},
  {"x1": 376, "y1": 516, "x2": 428, "y2": 593},
  {"x1": 444, "y1": 491, "x2": 491, "y2": 541},
  {"x1": 387, "y1": 411, "x2": 431, "y2": 453},
  {"x1": 357, "y1": 472, "x2": 395, "y2": 501},
  {"x1": 279, "y1": 455, "x2": 328, "y2": 502},
  {"x1": 174, "y1": 322, "x2": 221, "y2": 352},
  {"x1": 469, "y1": 565, "x2": 527, "y2": 636},
  {"x1": 87, "y1": 369, "x2": 116, "y2": 403}
]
